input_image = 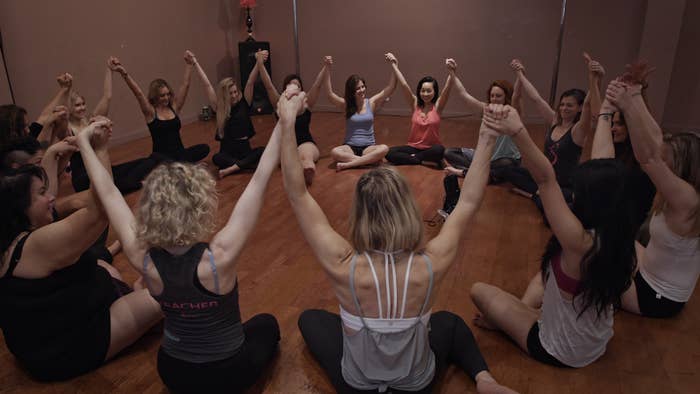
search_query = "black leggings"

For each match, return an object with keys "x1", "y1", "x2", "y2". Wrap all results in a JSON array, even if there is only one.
[
  {"x1": 158, "y1": 144, "x2": 210, "y2": 164},
  {"x1": 71, "y1": 154, "x2": 165, "y2": 194},
  {"x1": 444, "y1": 147, "x2": 520, "y2": 183},
  {"x1": 386, "y1": 145, "x2": 445, "y2": 165},
  {"x1": 157, "y1": 313, "x2": 280, "y2": 394},
  {"x1": 212, "y1": 148, "x2": 264, "y2": 170},
  {"x1": 298, "y1": 309, "x2": 489, "y2": 394},
  {"x1": 634, "y1": 272, "x2": 685, "y2": 318}
]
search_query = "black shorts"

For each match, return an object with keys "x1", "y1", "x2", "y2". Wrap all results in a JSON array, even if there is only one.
[
  {"x1": 526, "y1": 323, "x2": 571, "y2": 368},
  {"x1": 348, "y1": 144, "x2": 371, "y2": 156},
  {"x1": 634, "y1": 271, "x2": 685, "y2": 318}
]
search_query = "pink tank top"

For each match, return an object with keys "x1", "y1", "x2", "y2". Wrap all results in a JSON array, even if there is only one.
[{"x1": 407, "y1": 107, "x2": 441, "y2": 149}]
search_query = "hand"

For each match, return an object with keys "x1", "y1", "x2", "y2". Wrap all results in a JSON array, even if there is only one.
[
  {"x1": 57, "y1": 73, "x2": 73, "y2": 88},
  {"x1": 385, "y1": 52, "x2": 397, "y2": 65},
  {"x1": 446, "y1": 58, "x2": 457, "y2": 72},
  {"x1": 510, "y1": 59, "x2": 525, "y2": 73},
  {"x1": 84, "y1": 116, "x2": 113, "y2": 150},
  {"x1": 323, "y1": 56, "x2": 333, "y2": 67},
  {"x1": 621, "y1": 61, "x2": 655, "y2": 87},
  {"x1": 483, "y1": 104, "x2": 525, "y2": 136},
  {"x1": 47, "y1": 105, "x2": 69, "y2": 124},
  {"x1": 184, "y1": 50, "x2": 197, "y2": 65},
  {"x1": 278, "y1": 88, "x2": 307, "y2": 118},
  {"x1": 255, "y1": 49, "x2": 269, "y2": 63},
  {"x1": 109, "y1": 56, "x2": 127, "y2": 75},
  {"x1": 583, "y1": 52, "x2": 605, "y2": 77},
  {"x1": 605, "y1": 80, "x2": 642, "y2": 110}
]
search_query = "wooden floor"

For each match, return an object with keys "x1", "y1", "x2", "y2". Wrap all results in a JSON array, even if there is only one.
[{"x1": 2, "y1": 112, "x2": 699, "y2": 393}]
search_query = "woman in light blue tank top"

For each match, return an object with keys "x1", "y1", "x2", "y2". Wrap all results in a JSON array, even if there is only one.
[
  {"x1": 322, "y1": 54, "x2": 396, "y2": 171},
  {"x1": 279, "y1": 89, "x2": 516, "y2": 392}
]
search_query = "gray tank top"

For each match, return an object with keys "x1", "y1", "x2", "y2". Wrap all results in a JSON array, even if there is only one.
[{"x1": 340, "y1": 251, "x2": 436, "y2": 392}]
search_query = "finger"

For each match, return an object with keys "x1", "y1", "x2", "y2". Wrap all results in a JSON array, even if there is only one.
[{"x1": 583, "y1": 52, "x2": 592, "y2": 63}]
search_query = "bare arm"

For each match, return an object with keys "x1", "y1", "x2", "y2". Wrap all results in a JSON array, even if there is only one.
[
  {"x1": 190, "y1": 54, "x2": 219, "y2": 111},
  {"x1": 510, "y1": 59, "x2": 556, "y2": 125},
  {"x1": 243, "y1": 54, "x2": 260, "y2": 105},
  {"x1": 571, "y1": 53, "x2": 605, "y2": 147},
  {"x1": 172, "y1": 51, "x2": 195, "y2": 113},
  {"x1": 112, "y1": 57, "x2": 155, "y2": 121},
  {"x1": 426, "y1": 121, "x2": 496, "y2": 269},
  {"x1": 512, "y1": 74, "x2": 525, "y2": 115},
  {"x1": 435, "y1": 59, "x2": 456, "y2": 114},
  {"x1": 590, "y1": 98, "x2": 616, "y2": 159},
  {"x1": 389, "y1": 54, "x2": 417, "y2": 110},
  {"x1": 93, "y1": 62, "x2": 113, "y2": 116},
  {"x1": 486, "y1": 105, "x2": 590, "y2": 256},
  {"x1": 209, "y1": 96, "x2": 283, "y2": 271},
  {"x1": 452, "y1": 74, "x2": 485, "y2": 114},
  {"x1": 254, "y1": 50, "x2": 280, "y2": 108},
  {"x1": 322, "y1": 56, "x2": 345, "y2": 109},
  {"x1": 280, "y1": 88, "x2": 353, "y2": 269},
  {"x1": 40, "y1": 138, "x2": 78, "y2": 197},
  {"x1": 35, "y1": 73, "x2": 72, "y2": 126},
  {"x1": 75, "y1": 119, "x2": 145, "y2": 270},
  {"x1": 369, "y1": 53, "x2": 397, "y2": 113},
  {"x1": 609, "y1": 83, "x2": 698, "y2": 220},
  {"x1": 306, "y1": 63, "x2": 328, "y2": 109}
]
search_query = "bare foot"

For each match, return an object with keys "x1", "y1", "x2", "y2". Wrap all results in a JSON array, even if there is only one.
[
  {"x1": 473, "y1": 312, "x2": 497, "y2": 330},
  {"x1": 336, "y1": 162, "x2": 349, "y2": 172},
  {"x1": 510, "y1": 187, "x2": 533, "y2": 199},
  {"x1": 444, "y1": 166, "x2": 464, "y2": 176},
  {"x1": 108, "y1": 240, "x2": 122, "y2": 256},
  {"x1": 303, "y1": 167, "x2": 315, "y2": 186}
]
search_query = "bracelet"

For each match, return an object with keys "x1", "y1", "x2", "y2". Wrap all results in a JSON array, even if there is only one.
[{"x1": 598, "y1": 112, "x2": 614, "y2": 118}]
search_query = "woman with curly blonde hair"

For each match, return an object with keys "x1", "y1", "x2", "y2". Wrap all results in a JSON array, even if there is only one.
[{"x1": 76, "y1": 101, "x2": 290, "y2": 391}]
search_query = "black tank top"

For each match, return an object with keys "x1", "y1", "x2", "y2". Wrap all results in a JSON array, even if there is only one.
[
  {"x1": 0, "y1": 233, "x2": 118, "y2": 364},
  {"x1": 545, "y1": 125, "x2": 582, "y2": 188},
  {"x1": 146, "y1": 243, "x2": 245, "y2": 362},
  {"x1": 147, "y1": 107, "x2": 185, "y2": 158},
  {"x1": 294, "y1": 110, "x2": 313, "y2": 143}
]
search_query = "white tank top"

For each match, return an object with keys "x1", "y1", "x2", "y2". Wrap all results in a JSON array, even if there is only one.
[
  {"x1": 538, "y1": 265, "x2": 614, "y2": 368},
  {"x1": 640, "y1": 213, "x2": 700, "y2": 302}
]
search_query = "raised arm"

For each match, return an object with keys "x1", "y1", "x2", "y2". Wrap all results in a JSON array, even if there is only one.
[
  {"x1": 323, "y1": 56, "x2": 346, "y2": 110},
  {"x1": 243, "y1": 52, "x2": 261, "y2": 105},
  {"x1": 209, "y1": 91, "x2": 284, "y2": 271},
  {"x1": 435, "y1": 58, "x2": 456, "y2": 114},
  {"x1": 279, "y1": 87, "x2": 352, "y2": 270},
  {"x1": 571, "y1": 53, "x2": 605, "y2": 147},
  {"x1": 452, "y1": 73, "x2": 486, "y2": 114},
  {"x1": 608, "y1": 81, "x2": 698, "y2": 220},
  {"x1": 254, "y1": 50, "x2": 280, "y2": 108},
  {"x1": 93, "y1": 60, "x2": 114, "y2": 117},
  {"x1": 172, "y1": 50, "x2": 195, "y2": 113},
  {"x1": 426, "y1": 119, "x2": 496, "y2": 269},
  {"x1": 510, "y1": 59, "x2": 556, "y2": 125},
  {"x1": 389, "y1": 53, "x2": 417, "y2": 110},
  {"x1": 40, "y1": 137, "x2": 78, "y2": 197},
  {"x1": 306, "y1": 61, "x2": 328, "y2": 109},
  {"x1": 590, "y1": 98, "x2": 616, "y2": 159},
  {"x1": 369, "y1": 53, "x2": 397, "y2": 112},
  {"x1": 190, "y1": 53, "x2": 219, "y2": 111},
  {"x1": 111, "y1": 57, "x2": 155, "y2": 121},
  {"x1": 23, "y1": 123, "x2": 110, "y2": 273},
  {"x1": 486, "y1": 105, "x2": 590, "y2": 256},
  {"x1": 512, "y1": 73, "x2": 525, "y2": 115},
  {"x1": 35, "y1": 73, "x2": 72, "y2": 127}
]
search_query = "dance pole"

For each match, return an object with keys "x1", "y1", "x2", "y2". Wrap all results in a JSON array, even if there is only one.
[
  {"x1": 292, "y1": 0, "x2": 300, "y2": 75},
  {"x1": 549, "y1": 0, "x2": 567, "y2": 106},
  {"x1": 0, "y1": 28, "x2": 16, "y2": 104}
]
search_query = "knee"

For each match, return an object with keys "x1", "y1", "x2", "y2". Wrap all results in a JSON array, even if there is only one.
[
  {"x1": 470, "y1": 282, "x2": 494, "y2": 305},
  {"x1": 376, "y1": 144, "x2": 389, "y2": 156},
  {"x1": 330, "y1": 146, "x2": 346, "y2": 160}
]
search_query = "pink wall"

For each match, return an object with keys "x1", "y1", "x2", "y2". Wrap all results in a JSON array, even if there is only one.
[{"x1": 1, "y1": 0, "x2": 697, "y2": 144}]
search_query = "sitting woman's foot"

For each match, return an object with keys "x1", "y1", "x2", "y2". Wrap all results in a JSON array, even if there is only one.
[
  {"x1": 444, "y1": 166, "x2": 465, "y2": 176},
  {"x1": 477, "y1": 378, "x2": 519, "y2": 394},
  {"x1": 218, "y1": 165, "x2": 241, "y2": 179},
  {"x1": 303, "y1": 167, "x2": 315, "y2": 186},
  {"x1": 336, "y1": 162, "x2": 350, "y2": 172},
  {"x1": 473, "y1": 312, "x2": 497, "y2": 330}
]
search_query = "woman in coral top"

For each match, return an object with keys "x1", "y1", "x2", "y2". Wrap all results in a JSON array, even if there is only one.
[{"x1": 385, "y1": 56, "x2": 455, "y2": 167}]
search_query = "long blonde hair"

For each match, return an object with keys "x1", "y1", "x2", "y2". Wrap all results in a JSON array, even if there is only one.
[
  {"x1": 136, "y1": 162, "x2": 218, "y2": 248},
  {"x1": 349, "y1": 167, "x2": 424, "y2": 253},
  {"x1": 215, "y1": 78, "x2": 236, "y2": 139},
  {"x1": 652, "y1": 132, "x2": 700, "y2": 235}
]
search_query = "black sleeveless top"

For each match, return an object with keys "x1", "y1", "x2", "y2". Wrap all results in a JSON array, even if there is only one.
[
  {"x1": 147, "y1": 107, "x2": 185, "y2": 158},
  {"x1": 0, "y1": 233, "x2": 118, "y2": 369},
  {"x1": 545, "y1": 125, "x2": 582, "y2": 188}
]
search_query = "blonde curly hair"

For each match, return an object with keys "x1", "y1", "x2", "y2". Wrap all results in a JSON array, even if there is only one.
[{"x1": 135, "y1": 162, "x2": 218, "y2": 247}]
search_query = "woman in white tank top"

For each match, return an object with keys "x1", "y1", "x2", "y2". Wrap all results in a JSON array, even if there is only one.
[{"x1": 279, "y1": 86, "x2": 515, "y2": 392}]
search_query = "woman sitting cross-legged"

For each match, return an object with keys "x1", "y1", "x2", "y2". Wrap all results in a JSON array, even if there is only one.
[
  {"x1": 280, "y1": 86, "x2": 515, "y2": 392},
  {"x1": 76, "y1": 114, "x2": 284, "y2": 392},
  {"x1": 470, "y1": 104, "x2": 638, "y2": 368}
]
